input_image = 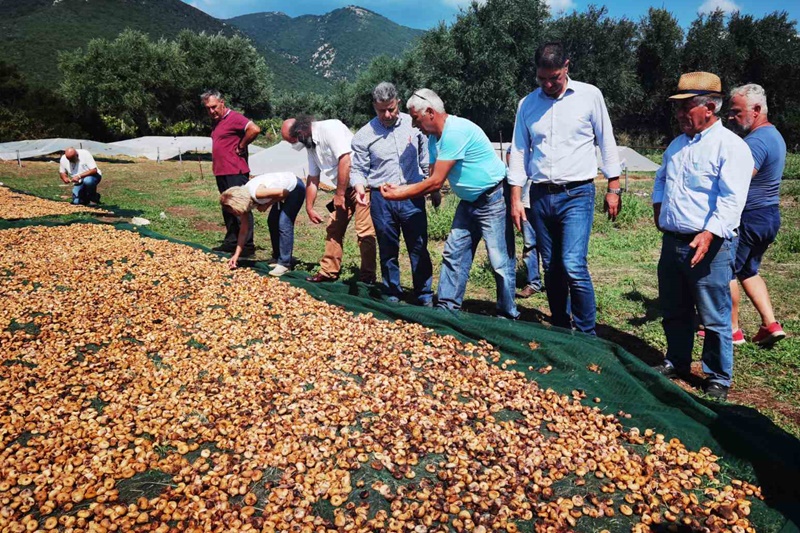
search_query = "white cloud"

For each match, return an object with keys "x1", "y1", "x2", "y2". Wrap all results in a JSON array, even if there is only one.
[
  {"x1": 546, "y1": 0, "x2": 575, "y2": 13},
  {"x1": 698, "y1": 0, "x2": 742, "y2": 14}
]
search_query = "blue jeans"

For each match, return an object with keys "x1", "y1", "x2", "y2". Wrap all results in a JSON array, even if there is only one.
[
  {"x1": 530, "y1": 181, "x2": 596, "y2": 334},
  {"x1": 72, "y1": 175, "x2": 102, "y2": 205},
  {"x1": 521, "y1": 210, "x2": 542, "y2": 290},
  {"x1": 267, "y1": 178, "x2": 305, "y2": 267},
  {"x1": 370, "y1": 189, "x2": 433, "y2": 304},
  {"x1": 658, "y1": 234, "x2": 733, "y2": 387},
  {"x1": 437, "y1": 182, "x2": 518, "y2": 319}
]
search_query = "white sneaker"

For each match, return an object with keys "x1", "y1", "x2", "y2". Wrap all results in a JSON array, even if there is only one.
[{"x1": 269, "y1": 264, "x2": 289, "y2": 277}]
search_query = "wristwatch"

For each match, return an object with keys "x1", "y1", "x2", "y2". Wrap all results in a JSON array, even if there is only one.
[{"x1": 607, "y1": 188, "x2": 622, "y2": 195}]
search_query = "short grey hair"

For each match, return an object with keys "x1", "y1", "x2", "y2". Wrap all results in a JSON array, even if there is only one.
[
  {"x1": 730, "y1": 83, "x2": 768, "y2": 115},
  {"x1": 200, "y1": 89, "x2": 222, "y2": 103},
  {"x1": 406, "y1": 88, "x2": 445, "y2": 114},
  {"x1": 693, "y1": 95, "x2": 724, "y2": 116},
  {"x1": 372, "y1": 82, "x2": 398, "y2": 103}
]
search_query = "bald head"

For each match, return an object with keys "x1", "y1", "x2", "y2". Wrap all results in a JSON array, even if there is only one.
[
  {"x1": 282, "y1": 116, "x2": 315, "y2": 149},
  {"x1": 281, "y1": 119, "x2": 297, "y2": 142},
  {"x1": 64, "y1": 148, "x2": 78, "y2": 161}
]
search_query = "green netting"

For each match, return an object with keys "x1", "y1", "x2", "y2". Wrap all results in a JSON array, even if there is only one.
[
  {"x1": 1, "y1": 207, "x2": 799, "y2": 531},
  {"x1": 273, "y1": 273, "x2": 800, "y2": 532}
]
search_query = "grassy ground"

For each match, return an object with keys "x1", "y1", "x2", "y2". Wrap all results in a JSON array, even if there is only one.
[{"x1": 2, "y1": 153, "x2": 800, "y2": 438}]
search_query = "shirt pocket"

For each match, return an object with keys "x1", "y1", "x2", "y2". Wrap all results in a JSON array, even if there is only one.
[{"x1": 685, "y1": 158, "x2": 717, "y2": 192}]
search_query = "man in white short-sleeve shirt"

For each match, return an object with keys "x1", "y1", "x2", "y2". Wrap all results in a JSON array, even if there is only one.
[
  {"x1": 59, "y1": 147, "x2": 102, "y2": 206},
  {"x1": 281, "y1": 116, "x2": 376, "y2": 283}
]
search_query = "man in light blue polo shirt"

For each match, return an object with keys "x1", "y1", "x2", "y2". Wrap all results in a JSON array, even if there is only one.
[
  {"x1": 652, "y1": 72, "x2": 753, "y2": 401},
  {"x1": 381, "y1": 88, "x2": 518, "y2": 319}
]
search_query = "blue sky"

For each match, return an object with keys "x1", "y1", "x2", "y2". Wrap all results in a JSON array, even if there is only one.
[{"x1": 183, "y1": 0, "x2": 798, "y2": 30}]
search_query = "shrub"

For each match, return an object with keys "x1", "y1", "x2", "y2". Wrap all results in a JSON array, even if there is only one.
[{"x1": 426, "y1": 192, "x2": 458, "y2": 241}]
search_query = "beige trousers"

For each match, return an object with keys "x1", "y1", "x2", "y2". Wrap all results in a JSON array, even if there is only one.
[{"x1": 318, "y1": 187, "x2": 377, "y2": 278}]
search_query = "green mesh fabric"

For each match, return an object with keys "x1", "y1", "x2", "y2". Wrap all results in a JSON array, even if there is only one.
[{"x1": 1, "y1": 208, "x2": 799, "y2": 531}]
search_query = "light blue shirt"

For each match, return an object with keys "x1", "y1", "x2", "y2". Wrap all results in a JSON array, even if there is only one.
[
  {"x1": 350, "y1": 113, "x2": 429, "y2": 188},
  {"x1": 652, "y1": 120, "x2": 753, "y2": 239},
  {"x1": 508, "y1": 78, "x2": 621, "y2": 186},
  {"x1": 430, "y1": 115, "x2": 506, "y2": 202}
]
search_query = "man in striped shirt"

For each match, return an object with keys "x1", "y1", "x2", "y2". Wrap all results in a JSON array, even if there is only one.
[{"x1": 350, "y1": 82, "x2": 433, "y2": 306}]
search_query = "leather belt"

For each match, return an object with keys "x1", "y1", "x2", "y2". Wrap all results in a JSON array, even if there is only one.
[
  {"x1": 533, "y1": 178, "x2": 594, "y2": 194},
  {"x1": 663, "y1": 231, "x2": 698, "y2": 242}
]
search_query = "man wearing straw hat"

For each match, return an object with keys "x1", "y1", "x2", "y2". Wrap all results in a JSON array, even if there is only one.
[{"x1": 651, "y1": 72, "x2": 753, "y2": 400}]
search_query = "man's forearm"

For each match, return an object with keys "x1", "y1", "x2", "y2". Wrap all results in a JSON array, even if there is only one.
[
  {"x1": 74, "y1": 168, "x2": 99, "y2": 179},
  {"x1": 402, "y1": 178, "x2": 443, "y2": 199},
  {"x1": 335, "y1": 155, "x2": 351, "y2": 196},
  {"x1": 306, "y1": 177, "x2": 319, "y2": 209}
]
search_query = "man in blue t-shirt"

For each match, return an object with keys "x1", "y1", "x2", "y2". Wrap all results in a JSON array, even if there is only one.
[
  {"x1": 727, "y1": 84, "x2": 787, "y2": 346},
  {"x1": 380, "y1": 88, "x2": 518, "y2": 319}
]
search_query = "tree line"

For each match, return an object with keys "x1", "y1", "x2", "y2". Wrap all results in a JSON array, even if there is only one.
[{"x1": 1, "y1": 0, "x2": 798, "y2": 148}]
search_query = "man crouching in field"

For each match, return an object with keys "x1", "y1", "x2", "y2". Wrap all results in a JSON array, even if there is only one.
[
  {"x1": 380, "y1": 89, "x2": 519, "y2": 319},
  {"x1": 651, "y1": 72, "x2": 753, "y2": 401},
  {"x1": 59, "y1": 147, "x2": 102, "y2": 206}
]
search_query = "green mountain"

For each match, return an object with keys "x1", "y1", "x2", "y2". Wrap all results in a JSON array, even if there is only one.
[
  {"x1": 228, "y1": 6, "x2": 425, "y2": 83},
  {"x1": 0, "y1": 0, "x2": 333, "y2": 92}
]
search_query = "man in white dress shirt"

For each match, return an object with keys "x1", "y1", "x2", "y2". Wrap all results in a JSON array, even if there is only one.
[
  {"x1": 281, "y1": 115, "x2": 377, "y2": 283},
  {"x1": 508, "y1": 41, "x2": 622, "y2": 335},
  {"x1": 651, "y1": 72, "x2": 753, "y2": 401}
]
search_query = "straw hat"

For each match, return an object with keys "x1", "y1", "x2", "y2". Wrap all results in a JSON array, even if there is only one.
[{"x1": 668, "y1": 72, "x2": 723, "y2": 100}]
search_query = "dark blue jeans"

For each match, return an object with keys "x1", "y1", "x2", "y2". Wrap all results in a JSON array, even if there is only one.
[
  {"x1": 530, "y1": 181, "x2": 596, "y2": 334},
  {"x1": 216, "y1": 174, "x2": 254, "y2": 248},
  {"x1": 370, "y1": 189, "x2": 433, "y2": 304},
  {"x1": 521, "y1": 209, "x2": 542, "y2": 290},
  {"x1": 72, "y1": 175, "x2": 101, "y2": 205},
  {"x1": 438, "y1": 182, "x2": 518, "y2": 318},
  {"x1": 267, "y1": 178, "x2": 305, "y2": 267},
  {"x1": 658, "y1": 233, "x2": 733, "y2": 387}
]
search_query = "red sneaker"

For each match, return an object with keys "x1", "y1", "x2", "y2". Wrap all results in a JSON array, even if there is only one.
[
  {"x1": 697, "y1": 328, "x2": 746, "y2": 345},
  {"x1": 751, "y1": 322, "x2": 786, "y2": 346}
]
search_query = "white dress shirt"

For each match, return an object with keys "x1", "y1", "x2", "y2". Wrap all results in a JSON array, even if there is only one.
[
  {"x1": 59, "y1": 149, "x2": 101, "y2": 177},
  {"x1": 652, "y1": 120, "x2": 753, "y2": 239},
  {"x1": 307, "y1": 120, "x2": 353, "y2": 187},
  {"x1": 508, "y1": 78, "x2": 621, "y2": 186}
]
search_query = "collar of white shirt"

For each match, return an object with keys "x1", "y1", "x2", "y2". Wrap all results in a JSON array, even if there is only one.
[{"x1": 538, "y1": 76, "x2": 576, "y2": 101}]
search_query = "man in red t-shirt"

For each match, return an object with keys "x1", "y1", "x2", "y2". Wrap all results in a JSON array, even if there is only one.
[{"x1": 202, "y1": 90, "x2": 262, "y2": 254}]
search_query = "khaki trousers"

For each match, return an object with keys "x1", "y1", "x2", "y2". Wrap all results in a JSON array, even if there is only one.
[{"x1": 318, "y1": 187, "x2": 377, "y2": 278}]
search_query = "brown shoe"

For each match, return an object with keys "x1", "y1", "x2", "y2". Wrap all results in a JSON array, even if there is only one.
[
  {"x1": 306, "y1": 272, "x2": 338, "y2": 283},
  {"x1": 516, "y1": 284, "x2": 543, "y2": 298}
]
